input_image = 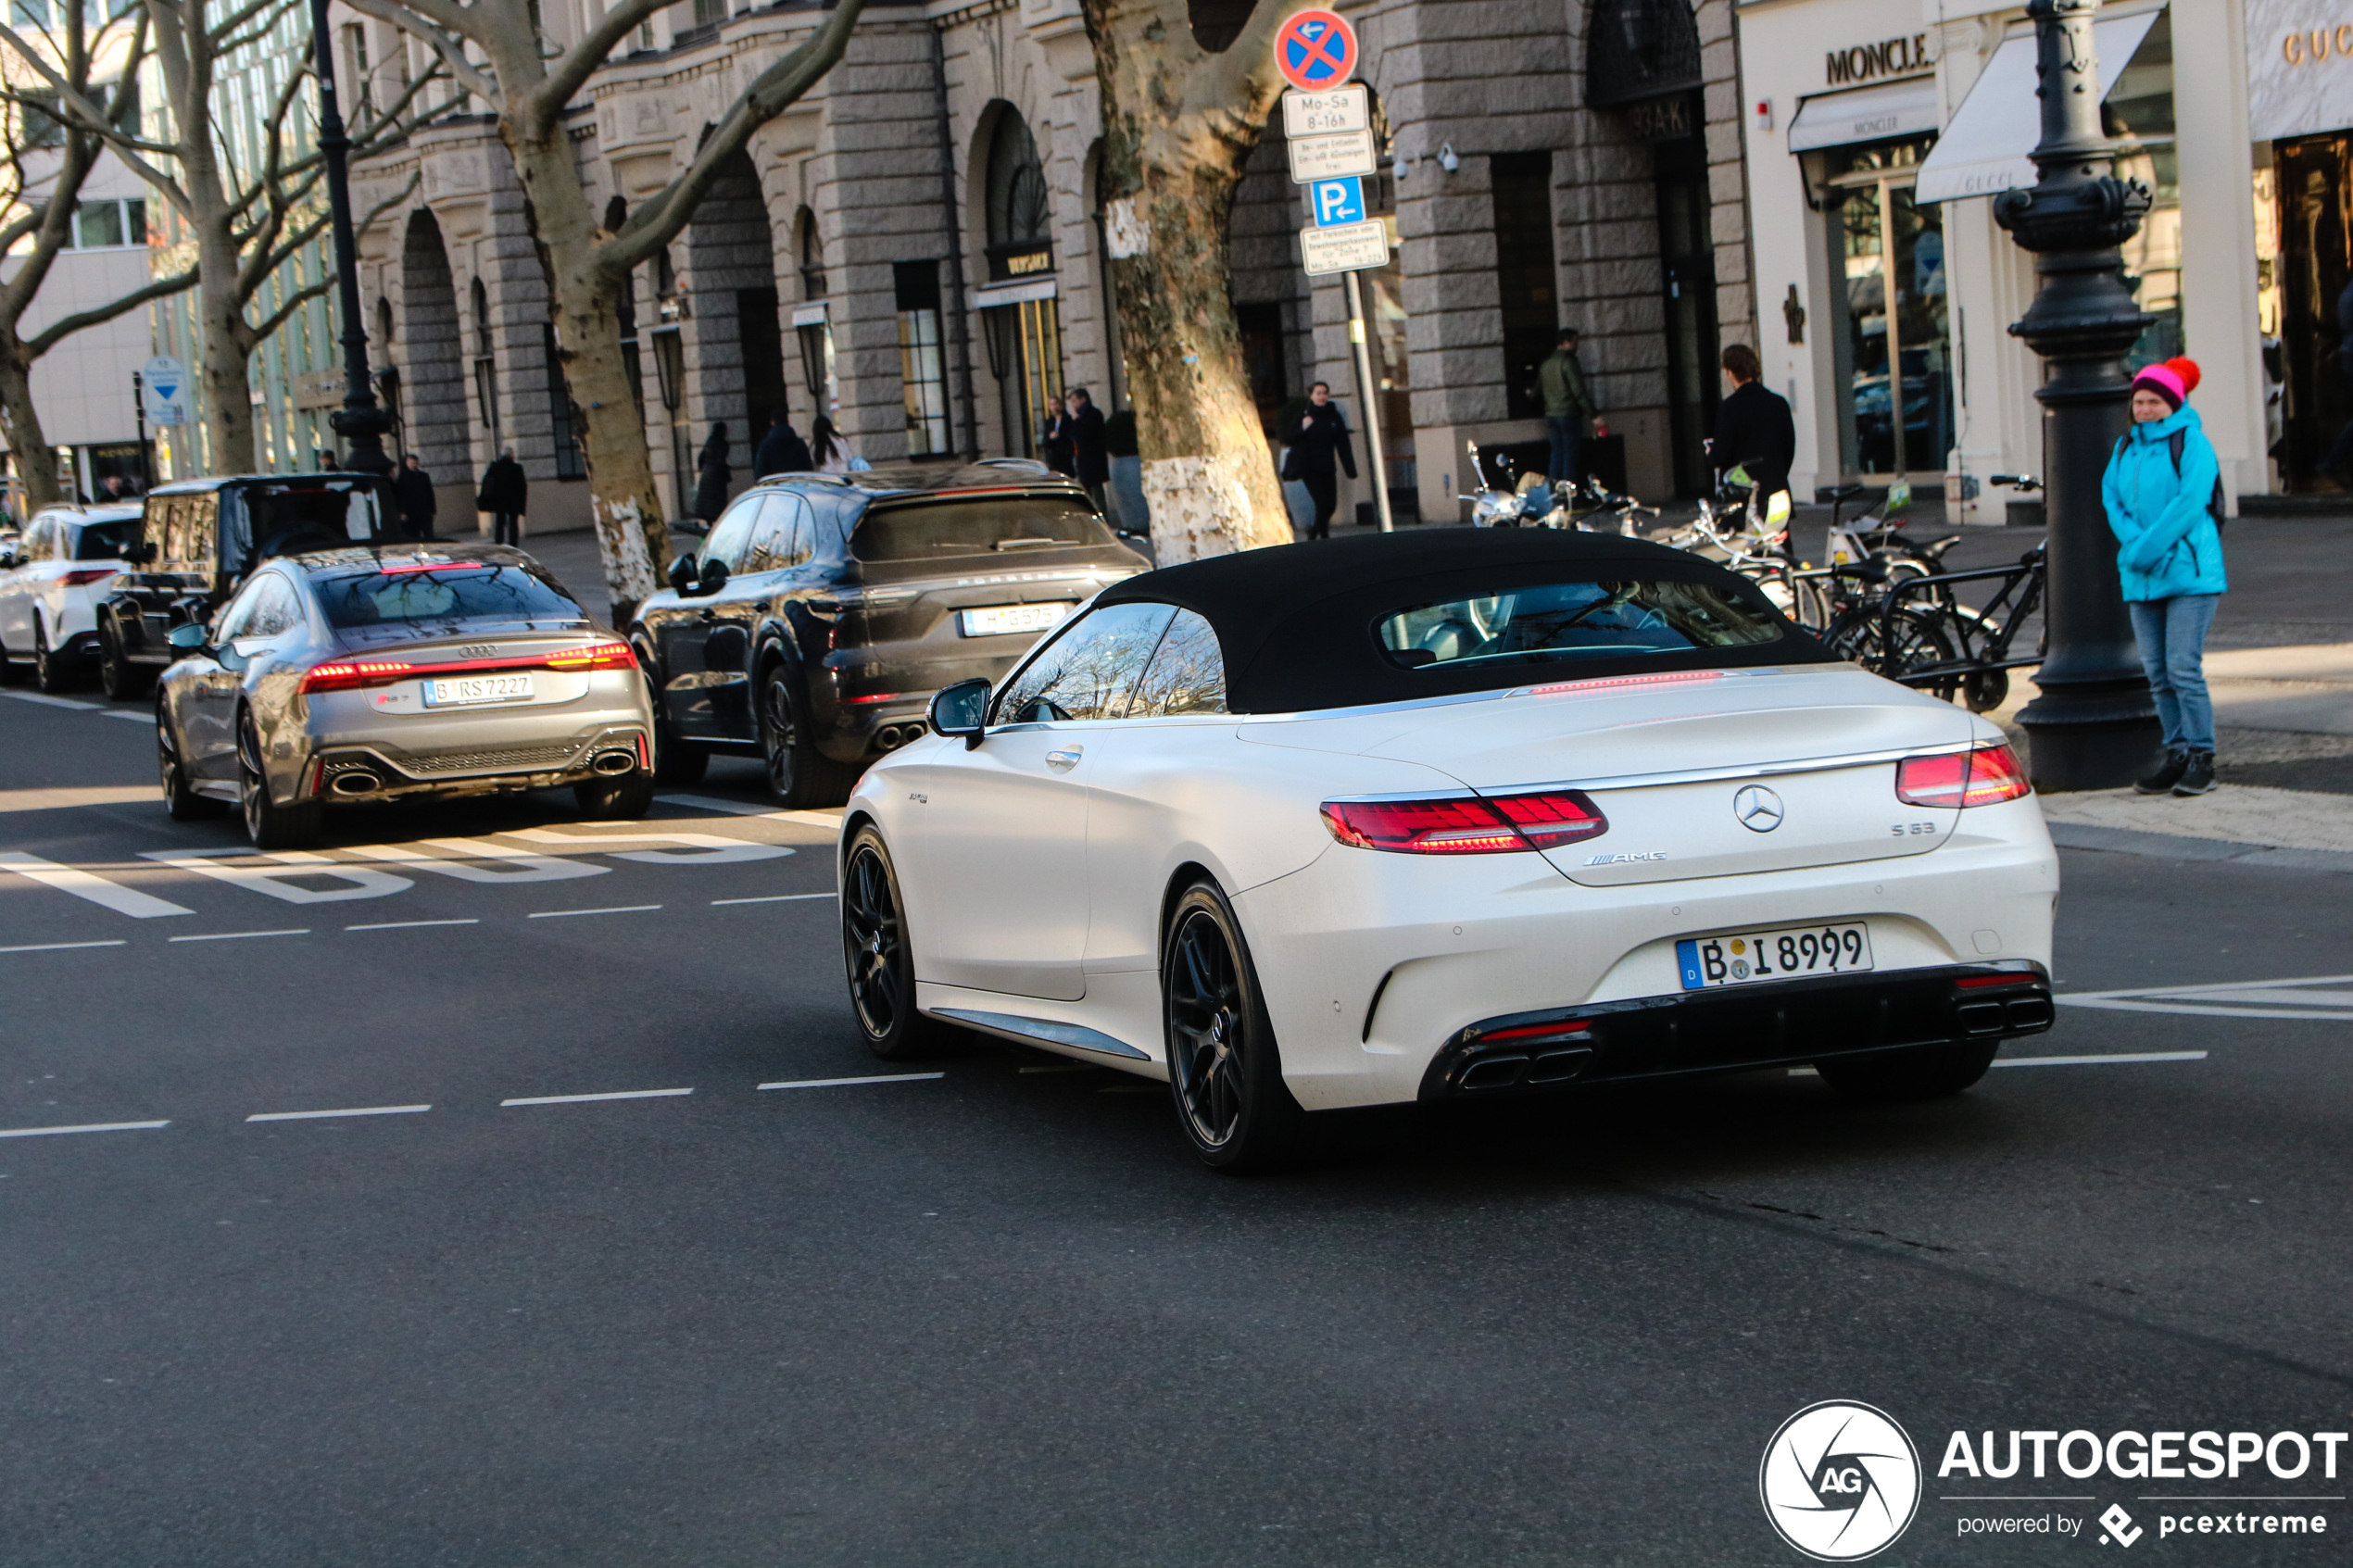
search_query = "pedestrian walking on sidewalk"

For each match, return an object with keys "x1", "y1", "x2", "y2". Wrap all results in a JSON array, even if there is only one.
[
  {"x1": 693, "y1": 423, "x2": 732, "y2": 523},
  {"x1": 477, "y1": 447, "x2": 526, "y2": 547},
  {"x1": 1538, "y1": 327, "x2": 1597, "y2": 486},
  {"x1": 1281, "y1": 382, "x2": 1357, "y2": 539},
  {"x1": 2102, "y1": 356, "x2": 2228, "y2": 797}
]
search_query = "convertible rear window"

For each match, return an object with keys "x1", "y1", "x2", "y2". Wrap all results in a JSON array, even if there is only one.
[
  {"x1": 314, "y1": 564, "x2": 585, "y2": 632},
  {"x1": 851, "y1": 496, "x2": 1116, "y2": 562},
  {"x1": 1377, "y1": 578, "x2": 1785, "y2": 671}
]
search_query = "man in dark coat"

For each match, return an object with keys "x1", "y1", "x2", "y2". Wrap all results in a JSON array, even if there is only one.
[
  {"x1": 394, "y1": 453, "x2": 438, "y2": 539},
  {"x1": 1709, "y1": 343, "x2": 1796, "y2": 511},
  {"x1": 1280, "y1": 381, "x2": 1357, "y2": 539},
  {"x1": 1065, "y1": 387, "x2": 1109, "y2": 512},
  {"x1": 754, "y1": 408, "x2": 812, "y2": 478},
  {"x1": 477, "y1": 447, "x2": 527, "y2": 546}
]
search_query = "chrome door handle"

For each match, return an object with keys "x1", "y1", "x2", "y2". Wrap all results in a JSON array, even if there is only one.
[{"x1": 1044, "y1": 746, "x2": 1082, "y2": 772}]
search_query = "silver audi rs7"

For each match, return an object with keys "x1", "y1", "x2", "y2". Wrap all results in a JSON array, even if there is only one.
[{"x1": 155, "y1": 543, "x2": 658, "y2": 847}]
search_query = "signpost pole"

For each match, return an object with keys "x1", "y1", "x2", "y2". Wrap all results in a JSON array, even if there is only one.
[
  {"x1": 1343, "y1": 270, "x2": 1392, "y2": 533},
  {"x1": 132, "y1": 371, "x2": 150, "y2": 489}
]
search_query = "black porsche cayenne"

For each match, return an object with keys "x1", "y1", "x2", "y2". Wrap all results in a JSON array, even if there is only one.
[{"x1": 630, "y1": 463, "x2": 1150, "y2": 806}]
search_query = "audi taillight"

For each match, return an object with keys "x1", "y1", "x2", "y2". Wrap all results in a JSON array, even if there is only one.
[
  {"x1": 301, "y1": 659, "x2": 416, "y2": 693},
  {"x1": 1320, "y1": 790, "x2": 1607, "y2": 855},
  {"x1": 1895, "y1": 744, "x2": 2031, "y2": 809},
  {"x1": 541, "y1": 640, "x2": 635, "y2": 672}
]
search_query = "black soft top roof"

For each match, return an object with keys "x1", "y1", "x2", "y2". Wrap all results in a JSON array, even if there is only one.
[{"x1": 1093, "y1": 528, "x2": 1834, "y2": 714}]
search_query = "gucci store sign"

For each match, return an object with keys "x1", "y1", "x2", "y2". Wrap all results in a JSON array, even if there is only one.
[{"x1": 2249, "y1": 0, "x2": 2353, "y2": 141}]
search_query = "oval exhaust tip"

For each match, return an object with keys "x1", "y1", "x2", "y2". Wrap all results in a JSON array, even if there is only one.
[
  {"x1": 329, "y1": 771, "x2": 382, "y2": 797},
  {"x1": 591, "y1": 749, "x2": 636, "y2": 775}
]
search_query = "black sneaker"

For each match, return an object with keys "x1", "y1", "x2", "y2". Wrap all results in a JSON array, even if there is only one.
[
  {"x1": 2173, "y1": 751, "x2": 2217, "y2": 797},
  {"x1": 2135, "y1": 747, "x2": 2188, "y2": 795}
]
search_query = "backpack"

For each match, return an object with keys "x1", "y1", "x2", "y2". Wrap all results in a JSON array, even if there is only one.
[{"x1": 2112, "y1": 429, "x2": 2228, "y2": 528}]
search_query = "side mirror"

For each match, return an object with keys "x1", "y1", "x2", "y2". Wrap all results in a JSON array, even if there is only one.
[
  {"x1": 698, "y1": 557, "x2": 730, "y2": 595},
  {"x1": 928, "y1": 677, "x2": 990, "y2": 750},
  {"x1": 667, "y1": 553, "x2": 699, "y2": 596},
  {"x1": 167, "y1": 622, "x2": 208, "y2": 653}
]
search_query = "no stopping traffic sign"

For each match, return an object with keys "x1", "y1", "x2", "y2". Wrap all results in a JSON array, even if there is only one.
[{"x1": 1275, "y1": 9, "x2": 1357, "y2": 92}]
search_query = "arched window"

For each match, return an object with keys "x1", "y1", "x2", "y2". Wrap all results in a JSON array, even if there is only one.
[
  {"x1": 985, "y1": 111, "x2": 1051, "y2": 276},
  {"x1": 978, "y1": 107, "x2": 1062, "y2": 458}
]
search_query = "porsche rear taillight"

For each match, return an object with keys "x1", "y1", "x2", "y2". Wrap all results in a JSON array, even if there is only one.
[
  {"x1": 61, "y1": 568, "x2": 117, "y2": 585},
  {"x1": 1895, "y1": 744, "x2": 2032, "y2": 809},
  {"x1": 1320, "y1": 790, "x2": 1607, "y2": 855},
  {"x1": 299, "y1": 641, "x2": 635, "y2": 695}
]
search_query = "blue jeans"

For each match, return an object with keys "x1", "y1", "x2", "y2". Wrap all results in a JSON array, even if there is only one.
[
  {"x1": 1546, "y1": 416, "x2": 1582, "y2": 484},
  {"x1": 2127, "y1": 594, "x2": 2221, "y2": 753}
]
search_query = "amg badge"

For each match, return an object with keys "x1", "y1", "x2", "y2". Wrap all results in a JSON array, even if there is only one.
[{"x1": 1585, "y1": 850, "x2": 1667, "y2": 865}]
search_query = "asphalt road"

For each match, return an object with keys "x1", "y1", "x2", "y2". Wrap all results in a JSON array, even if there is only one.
[{"x1": 2, "y1": 683, "x2": 2349, "y2": 1566}]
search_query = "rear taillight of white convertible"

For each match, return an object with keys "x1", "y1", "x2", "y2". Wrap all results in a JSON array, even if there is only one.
[
  {"x1": 1320, "y1": 790, "x2": 1608, "y2": 855},
  {"x1": 1894, "y1": 743, "x2": 2031, "y2": 809}
]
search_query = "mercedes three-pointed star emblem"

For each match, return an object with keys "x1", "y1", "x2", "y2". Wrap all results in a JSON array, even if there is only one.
[{"x1": 1733, "y1": 784, "x2": 1785, "y2": 833}]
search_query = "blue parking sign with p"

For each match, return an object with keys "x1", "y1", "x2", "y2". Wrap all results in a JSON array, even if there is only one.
[{"x1": 1311, "y1": 177, "x2": 1365, "y2": 227}]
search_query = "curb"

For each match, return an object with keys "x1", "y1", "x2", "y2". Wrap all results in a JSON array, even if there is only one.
[{"x1": 2048, "y1": 821, "x2": 2353, "y2": 873}]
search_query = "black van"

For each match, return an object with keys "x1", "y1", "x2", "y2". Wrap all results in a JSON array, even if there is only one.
[{"x1": 96, "y1": 473, "x2": 416, "y2": 698}]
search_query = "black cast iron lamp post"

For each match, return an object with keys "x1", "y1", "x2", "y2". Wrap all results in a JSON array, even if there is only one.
[
  {"x1": 309, "y1": 0, "x2": 393, "y2": 479},
  {"x1": 1993, "y1": 0, "x2": 2162, "y2": 790}
]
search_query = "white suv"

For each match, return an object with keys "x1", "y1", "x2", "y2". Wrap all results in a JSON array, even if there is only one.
[{"x1": 0, "y1": 504, "x2": 143, "y2": 693}]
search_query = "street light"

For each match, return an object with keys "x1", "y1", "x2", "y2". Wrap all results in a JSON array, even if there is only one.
[
  {"x1": 308, "y1": 0, "x2": 393, "y2": 479},
  {"x1": 1993, "y1": 0, "x2": 2162, "y2": 790}
]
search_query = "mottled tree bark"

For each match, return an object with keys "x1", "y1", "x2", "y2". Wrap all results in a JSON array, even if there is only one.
[{"x1": 1083, "y1": 0, "x2": 1297, "y2": 562}]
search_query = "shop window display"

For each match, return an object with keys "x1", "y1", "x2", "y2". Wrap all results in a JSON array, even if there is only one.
[{"x1": 1825, "y1": 138, "x2": 1953, "y2": 476}]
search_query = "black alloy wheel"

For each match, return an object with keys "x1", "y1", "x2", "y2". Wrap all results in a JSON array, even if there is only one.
[
  {"x1": 99, "y1": 618, "x2": 150, "y2": 700},
  {"x1": 32, "y1": 619, "x2": 71, "y2": 695},
  {"x1": 841, "y1": 827, "x2": 948, "y2": 1060},
  {"x1": 157, "y1": 705, "x2": 227, "y2": 822},
  {"x1": 761, "y1": 661, "x2": 858, "y2": 809},
  {"x1": 1162, "y1": 881, "x2": 1308, "y2": 1173},
  {"x1": 237, "y1": 710, "x2": 321, "y2": 849},
  {"x1": 1813, "y1": 1037, "x2": 2001, "y2": 1101}
]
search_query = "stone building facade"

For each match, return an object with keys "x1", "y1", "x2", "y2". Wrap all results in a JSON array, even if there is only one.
[{"x1": 342, "y1": 0, "x2": 1755, "y2": 535}]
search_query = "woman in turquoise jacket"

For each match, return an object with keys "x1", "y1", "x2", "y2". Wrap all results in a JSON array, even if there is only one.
[{"x1": 2101, "y1": 357, "x2": 2227, "y2": 797}]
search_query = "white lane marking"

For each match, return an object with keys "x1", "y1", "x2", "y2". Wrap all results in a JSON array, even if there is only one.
[
  {"x1": 99, "y1": 709, "x2": 153, "y2": 724},
  {"x1": 0, "y1": 785, "x2": 157, "y2": 812},
  {"x1": 711, "y1": 893, "x2": 834, "y2": 905},
  {"x1": 346, "y1": 919, "x2": 480, "y2": 931},
  {"x1": 246, "y1": 1104, "x2": 431, "y2": 1122},
  {"x1": 504, "y1": 825, "x2": 795, "y2": 865},
  {"x1": 2058, "y1": 972, "x2": 2353, "y2": 1022},
  {"x1": 138, "y1": 847, "x2": 412, "y2": 904},
  {"x1": 0, "y1": 850, "x2": 195, "y2": 918},
  {"x1": 525, "y1": 904, "x2": 661, "y2": 919},
  {"x1": 0, "y1": 1119, "x2": 169, "y2": 1138},
  {"x1": 657, "y1": 794, "x2": 844, "y2": 832},
  {"x1": 756, "y1": 1073, "x2": 946, "y2": 1090},
  {"x1": 168, "y1": 928, "x2": 309, "y2": 943},
  {"x1": 1994, "y1": 1051, "x2": 2208, "y2": 1069},
  {"x1": 346, "y1": 838, "x2": 609, "y2": 884},
  {"x1": 1, "y1": 939, "x2": 129, "y2": 954},
  {"x1": 0, "y1": 689, "x2": 100, "y2": 710},
  {"x1": 500, "y1": 1087, "x2": 693, "y2": 1106}
]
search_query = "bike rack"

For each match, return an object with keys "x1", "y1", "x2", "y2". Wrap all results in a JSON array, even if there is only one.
[{"x1": 1872, "y1": 552, "x2": 2045, "y2": 689}]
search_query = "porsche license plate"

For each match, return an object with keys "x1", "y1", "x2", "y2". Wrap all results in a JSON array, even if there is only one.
[
  {"x1": 1677, "y1": 922, "x2": 1872, "y2": 989},
  {"x1": 423, "y1": 672, "x2": 534, "y2": 708},
  {"x1": 959, "y1": 603, "x2": 1072, "y2": 638}
]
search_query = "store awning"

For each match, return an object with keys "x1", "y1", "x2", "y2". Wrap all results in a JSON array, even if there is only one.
[
  {"x1": 1913, "y1": 9, "x2": 2162, "y2": 203},
  {"x1": 1787, "y1": 76, "x2": 1943, "y2": 153}
]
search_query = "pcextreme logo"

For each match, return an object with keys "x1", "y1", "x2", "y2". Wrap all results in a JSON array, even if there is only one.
[{"x1": 1760, "y1": 1400, "x2": 1923, "y2": 1561}]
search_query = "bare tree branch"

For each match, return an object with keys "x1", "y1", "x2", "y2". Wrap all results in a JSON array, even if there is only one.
[
  {"x1": 530, "y1": 0, "x2": 668, "y2": 124},
  {"x1": 340, "y1": 0, "x2": 496, "y2": 99},
  {"x1": 247, "y1": 270, "x2": 333, "y2": 345},
  {"x1": 604, "y1": 0, "x2": 867, "y2": 275},
  {"x1": 26, "y1": 267, "x2": 200, "y2": 356}
]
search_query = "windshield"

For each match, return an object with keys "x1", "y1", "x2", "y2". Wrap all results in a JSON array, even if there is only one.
[
  {"x1": 72, "y1": 519, "x2": 142, "y2": 560},
  {"x1": 1377, "y1": 578, "x2": 1785, "y2": 671},
  {"x1": 851, "y1": 495, "x2": 1115, "y2": 562},
  {"x1": 315, "y1": 563, "x2": 586, "y2": 633}
]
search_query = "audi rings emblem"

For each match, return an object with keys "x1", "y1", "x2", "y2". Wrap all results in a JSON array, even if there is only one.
[{"x1": 1733, "y1": 784, "x2": 1785, "y2": 833}]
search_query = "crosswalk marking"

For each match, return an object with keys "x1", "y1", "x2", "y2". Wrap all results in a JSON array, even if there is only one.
[
  {"x1": 2057, "y1": 973, "x2": 2353, "y2": 1022},
  {"x1": 0, "y1": 850, "x2": 195, "y2": 918}
]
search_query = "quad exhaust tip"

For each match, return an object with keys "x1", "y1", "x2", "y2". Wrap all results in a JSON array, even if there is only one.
[{"x1": 589, "y1": 749, "x2": 638, "y2": 776}]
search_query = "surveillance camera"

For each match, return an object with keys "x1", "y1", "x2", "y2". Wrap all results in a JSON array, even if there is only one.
[{"x1": 1438, "y1": 144, "x2": 1459, "y2": 173}]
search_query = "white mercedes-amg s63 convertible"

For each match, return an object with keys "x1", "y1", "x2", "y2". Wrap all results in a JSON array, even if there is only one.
[{"x1": 838, "y1": 529, "x2": 2058, "y2": 1171}]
